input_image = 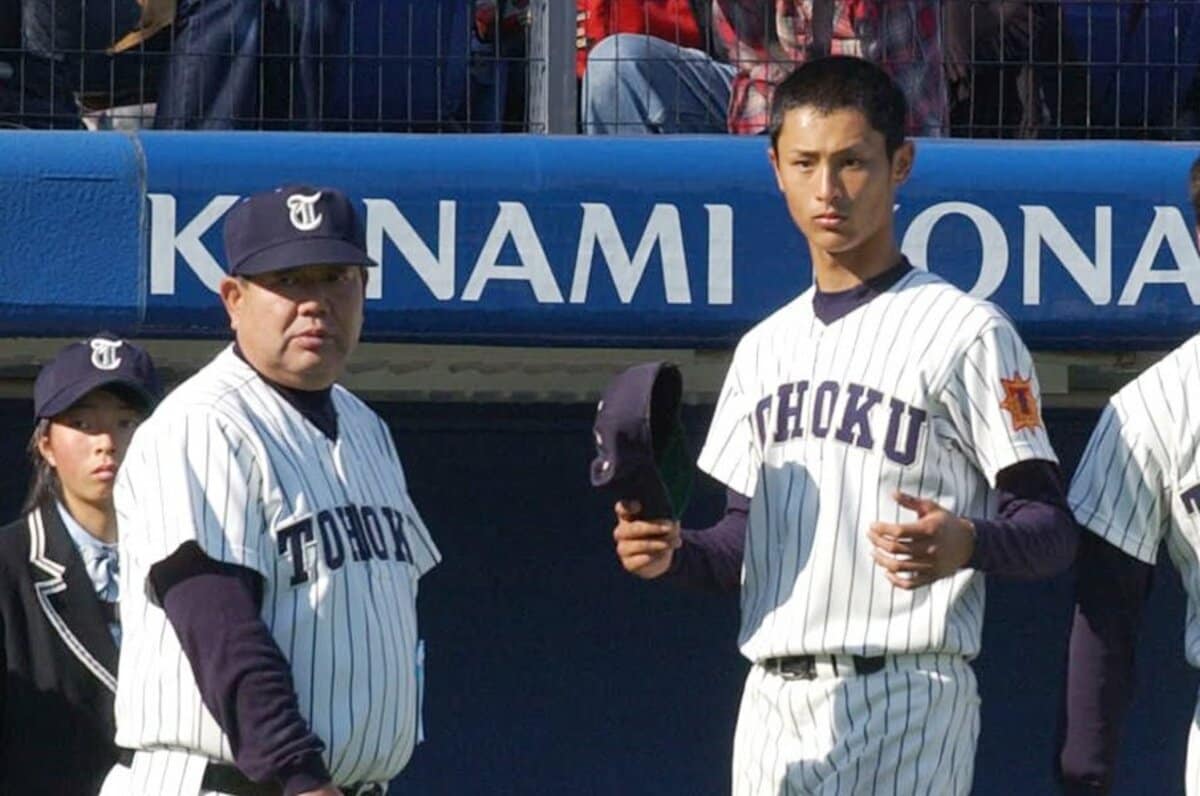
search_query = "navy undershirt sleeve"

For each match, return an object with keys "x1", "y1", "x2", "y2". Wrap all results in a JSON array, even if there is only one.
[
  {"x1": 1060, "y1": 531, "x2": 1152, "y2": 794},
  {"x1": 967, "y1": 459, "x2": 1079, "y2": 578},
  {"x1": 662, "y1": 489, "x2": 749, "y2": 593},
  {"x1": 663, "y1": 459, "x2": 1074, "y2": 590},
  {"x1": 153, "y1": 544, "x2": 331, "y2": 795}
]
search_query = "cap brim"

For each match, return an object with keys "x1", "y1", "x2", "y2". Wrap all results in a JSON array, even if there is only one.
[
  {"x1": 233, "y1": 237, "x2": 376, "y2": 276},
  {"x1": 38, "y1": 373, "x2": 157, "y2": 419}
]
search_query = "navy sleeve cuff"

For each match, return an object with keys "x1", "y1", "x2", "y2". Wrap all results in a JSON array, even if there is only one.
[
  {"x1": 662, "y1": 489, "x2": 748, "y2": 593},
  {"x1": 279, "y1": 752, "x2": 333, "y2": 796},
  {"x1": 966, "y1": 518, "x2": 992, "y2": 571},
  {"x1": 1059, "y1": 531, "x2": 1151, "y2": 792},
  {"x1": 965, "y1": 460, "x2": 1077, "y2": 578},
  {"x1": 967, "y1": 507, "x2": 1078, "y2": 578},
  {"x1": 160, "y1": 558, "x2": 328, "y2": 786}
]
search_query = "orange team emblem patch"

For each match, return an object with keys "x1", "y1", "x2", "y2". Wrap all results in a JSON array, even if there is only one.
[{"x1": 999, "y1": 374, "x2": 1041, "y2": 432}]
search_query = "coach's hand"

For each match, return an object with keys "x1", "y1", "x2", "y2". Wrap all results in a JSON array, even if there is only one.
[
  {"x1": 867, "y1": 491, "x2": 975, "y2": 590},
  {"x1": 298, "y1": 785, "x2": 340, "y2": 796},
  {"x1": 613, "y1": 500, "x2": 682, "y2": 579}
]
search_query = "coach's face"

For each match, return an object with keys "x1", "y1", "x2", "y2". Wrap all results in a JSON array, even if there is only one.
[
  {"x1": 220, "y1": 263, "x2": 366, "y2": 390},
  {"x1": 769, "y1": 106, "x2": 913, "y2": 269}
]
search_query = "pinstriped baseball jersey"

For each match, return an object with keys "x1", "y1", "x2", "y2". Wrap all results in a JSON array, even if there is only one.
[
  {"x1": 698, "y1": 269, "x2": 1057, "y2": 663},
  {"x1": 1069, "y1": 333, "x2": 1200, "y2": 667},
  {"x1": 112, "y1": 346, "x2": 440, "y2": 785}
]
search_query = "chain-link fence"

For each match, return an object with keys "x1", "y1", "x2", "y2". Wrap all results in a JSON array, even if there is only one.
[
  {"x1": 0, "y1": 1, "x2": 1196, "y2": 139},
  {"x1": 0, "y1": 0, "x2": 531, "y2": 131},
  {"x1": 944, "y1": 0, "x2": 1200, "y2": 138}
]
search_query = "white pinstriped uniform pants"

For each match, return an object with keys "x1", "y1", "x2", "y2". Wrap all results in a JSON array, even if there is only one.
[
  {"x1": 732, "y1": 654, "x2": 980, "y2": 796},
  {"x1": 98, "y1": 749, "x2": 218, "y2": 792},
  {"x1": 99, "y1": 749, "x2": 386, "y2": 795},
  {"x1": 97, "y1": 749, "x2": 252, "y2": 796}
]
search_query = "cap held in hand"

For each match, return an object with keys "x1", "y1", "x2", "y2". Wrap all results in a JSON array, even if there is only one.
[{"x1": 590, "y1": 361, "x2": 693, "y2": 521}]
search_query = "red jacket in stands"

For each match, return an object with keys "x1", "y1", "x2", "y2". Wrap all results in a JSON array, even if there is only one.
[{"x1": 577, "y1": 0, "x2": 706, "y2": 77}]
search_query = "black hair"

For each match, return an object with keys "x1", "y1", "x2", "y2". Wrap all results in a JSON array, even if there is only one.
[
  {"x1": 22, "y1": 419, "x2": 56, "y2": 513},
  {"x1": 20, "y1": 386, "x2": 151, "y2": 514},
  {"x1": 768, "y1": 55, "x2": 908, "y2": 158}
]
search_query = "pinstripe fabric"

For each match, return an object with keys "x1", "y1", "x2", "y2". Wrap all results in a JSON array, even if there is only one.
[
  {"x1": 112, "y1": 346, "x2": 440, "y2": 786},
  {"x1": 698, "y1": 271, "x2": 1056, "y2": 664},
  {"x1": 1068, "y1": 334, "x2": 1200, "y2": 667},
  {"x1": 732, "y1": 655, "x2": 978, "y2": 796},
  {"x1": 107, "y1": 749, "x2": 208, "y2": 795},
  {"x1": 698, "y1": 270, "x2": 1051, "y2": 795},
  {"x1": 1070, "y1": 333, "x2": 1200, "y2": 792}
]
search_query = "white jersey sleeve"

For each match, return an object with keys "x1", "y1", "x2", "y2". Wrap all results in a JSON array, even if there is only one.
[
  {"x1": 117, "y1": 409, "x2": 267, "y2": 581},
  {"x1": 1068, "y1": 388, "x2": 1171, "y2": 565},
  {"x1": 937, "y1": 319, "x2": 1058, "y2": 484},
  {"x1": 697, "y1": 340, "x2": 762, "y2": 498},
  {"x1": 378, "y1": 417, "x2": 440, "y2": 577}
]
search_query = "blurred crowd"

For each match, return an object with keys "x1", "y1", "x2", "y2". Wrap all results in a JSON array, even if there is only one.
[
  {"x1": 0, "y1": 0, "x2": 530, "y2": 131},
  {"x1": 0, "y1": 0, "x2": 1197, "y2": 139}
]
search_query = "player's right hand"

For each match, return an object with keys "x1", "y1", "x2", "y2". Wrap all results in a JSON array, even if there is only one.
[{"x1": 613, "y1": 500, "x2": 682, "y2": 579}]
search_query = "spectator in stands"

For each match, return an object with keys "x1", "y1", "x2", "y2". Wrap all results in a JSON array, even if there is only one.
[
  {"x1": 116, "y1": 0, "x2": 348, "y2": 130},
  {"x1": 116, "y1": 0, "x2": 519, "y2": 132},
  {"x1": 581, "y1": 0, "x2": 945, "y2": 136},
  {"x1": 0, "y1": 0, "x2": 84, "y2": 128},
  {"x1": 472, "y1": 0, "x2": 530, "y2": 131},
  {"x1": 942, "y1": 0, "x2": 1088, "y2": 138}
]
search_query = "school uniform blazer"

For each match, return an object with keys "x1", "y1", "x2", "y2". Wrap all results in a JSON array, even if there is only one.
[{"x1": 0, "y1": 499, "x2": 121, "y2": 794}]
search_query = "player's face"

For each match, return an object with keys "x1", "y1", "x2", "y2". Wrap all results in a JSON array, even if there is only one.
[
  {"x1": 38, "y1": 389, "x2": 144, "y2": 512},
  {"x1": 769, "y1": 106, "x2": 913, "y2": 272},
  {"x1": 221, "y1": 263, "x2": 366, "y2": 390}
]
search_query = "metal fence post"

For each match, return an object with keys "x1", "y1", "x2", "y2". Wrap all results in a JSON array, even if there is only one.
[{"x1": 528, "y1": 0, "x2": 578, "y2": 134}]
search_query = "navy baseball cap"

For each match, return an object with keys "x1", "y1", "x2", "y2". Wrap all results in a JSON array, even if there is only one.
[
  {"x1": 590, "y1": 362, "x2": 693, "y2": 521},
  {"x1": 223, "y1": 184, "x2": 376, "y2": 276},
  {"x1": 34, "y1": 334, "x2": 161, "y2": 419}
]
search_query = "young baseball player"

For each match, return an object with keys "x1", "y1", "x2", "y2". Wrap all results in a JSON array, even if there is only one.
[
  {"x1": 0, "y1": 334, "x2": 160, "y2": 793},
  {"x1": 1059, "y1": 154, "x2": 1200, "y2": 794},
  {"x1": 103, "y1": 186, "x2": 439, "y2": 796},
  {"x1": 611, "y1": 55, "x2": 1078, "y2": 794}
]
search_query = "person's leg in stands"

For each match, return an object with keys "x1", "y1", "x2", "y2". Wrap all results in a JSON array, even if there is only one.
[
  {"x1": 581, "y1": 32, "x2": 734, "y2": 134},
  {"x1": 14, "y1": 0, "x2": 82, "y2": 127},
  {"x1": 0, "y1": 0, "x2": 21, "y2": 125},
  {"x1": 278, "y1": 0, "x2": 348, "y2": 130},
  {"x1": 155, "y1": 0, "x2": 262, "y2": 129}
]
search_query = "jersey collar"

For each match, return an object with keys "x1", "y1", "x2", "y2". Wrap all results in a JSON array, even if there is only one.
[
  {"x1": 230, "y1": 343, "x2": 339, "y2": 441},
  {"x1": 812, "y1": 258, "x2": 914, "y2": 326}
]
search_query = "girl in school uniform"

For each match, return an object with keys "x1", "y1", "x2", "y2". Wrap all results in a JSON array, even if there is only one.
[{"x1": 0, "y1": 334, "x2": 160, "y2": 794}]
